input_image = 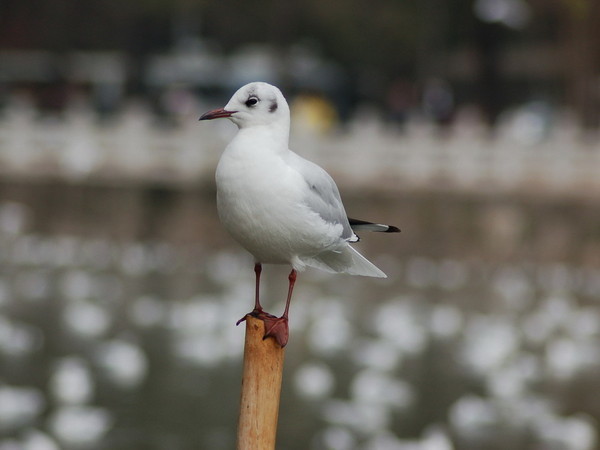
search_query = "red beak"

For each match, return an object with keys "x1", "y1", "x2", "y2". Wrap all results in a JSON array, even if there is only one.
[{"x1": 199, "y1": 107, "x2": 236, "y2": 120}]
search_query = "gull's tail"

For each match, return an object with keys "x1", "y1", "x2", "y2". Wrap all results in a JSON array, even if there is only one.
[{"x1": 302, "y1": 245, "x2": 387, "y2": 278}]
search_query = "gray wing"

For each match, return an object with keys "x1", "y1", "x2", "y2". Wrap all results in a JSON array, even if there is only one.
[{"x1": 288, "y1": 151, "x2": 356, "y2": 241}]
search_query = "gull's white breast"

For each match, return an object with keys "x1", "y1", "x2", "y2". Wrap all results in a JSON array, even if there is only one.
[{"x1": 215, "y1": 136, "x2": 343, "y2": 266}]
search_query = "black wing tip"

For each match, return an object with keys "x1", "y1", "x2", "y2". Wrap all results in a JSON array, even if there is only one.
[
  {"x1": 348, "y1": 218, "x2": 401, "y2": 233},
  {"x1": 348, "y1": 218, "x2": 368, "y2": 226}
]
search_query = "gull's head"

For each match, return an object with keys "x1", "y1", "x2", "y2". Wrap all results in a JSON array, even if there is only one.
[{"x1": 199, "y1": 82, "x2": 290, "y2": 129}]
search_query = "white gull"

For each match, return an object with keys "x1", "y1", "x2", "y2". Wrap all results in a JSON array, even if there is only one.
[{"x1": 200, "y1": 82, "x2": 399, "y2": 346}]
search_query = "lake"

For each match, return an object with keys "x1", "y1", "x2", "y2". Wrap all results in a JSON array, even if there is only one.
[{"x1": 0, "y1": 178, "x2": 599, "y2": 449}]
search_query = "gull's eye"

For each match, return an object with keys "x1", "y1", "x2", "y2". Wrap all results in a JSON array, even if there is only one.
[{"x1": 245, "y1": 96, "x2": 259, "y2": 107}]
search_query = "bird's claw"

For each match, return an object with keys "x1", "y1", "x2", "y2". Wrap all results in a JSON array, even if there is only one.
[
  {"x1": 262, "y1": 316, "x2": 289, "y2": 347},
  {"x1": 236, "y1": 308, "x2": 277, "y2": 326},
  {"x1": 236, "y1": 309, "x2": 289, "y2": 347}
]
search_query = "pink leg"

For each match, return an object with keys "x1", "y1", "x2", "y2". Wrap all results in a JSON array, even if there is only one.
[
  {"x1": 262, "y1": 269, "x2": 296, "y2": 347},
  {"x1": 252, "y1": 262, "x2": 263, "y2": 312},
  {"x1": 283, "y1": 269, "x2": 296, "y2": 319},
  {"x1": 236, "y1": 263, "x2": 277, "y2": 326}
]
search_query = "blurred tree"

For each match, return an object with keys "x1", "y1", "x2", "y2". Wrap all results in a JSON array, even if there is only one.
[
  {"x1": 560, "y1": 0, "x2": 600, "y2": 129},
  {"x1": 1, "y1": 0, "x2": 599, "y2": 129}
]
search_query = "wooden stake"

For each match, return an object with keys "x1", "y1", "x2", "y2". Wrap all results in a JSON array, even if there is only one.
[{"x1": 237, "y1": 316, "x2": 286, "y2": 450}]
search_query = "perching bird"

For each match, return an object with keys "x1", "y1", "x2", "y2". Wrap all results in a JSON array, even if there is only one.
[{"x1": 200, "y1": 82, "x2": 399, "y2": 347}]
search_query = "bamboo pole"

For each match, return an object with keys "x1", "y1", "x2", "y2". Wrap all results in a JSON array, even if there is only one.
[{"x1": 237, "y1": 316, "x2": 286, "y2": 450}]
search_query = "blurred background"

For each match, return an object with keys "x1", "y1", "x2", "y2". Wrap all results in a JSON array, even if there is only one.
[{"x1": 1, "y1": 0, "x2": 600, "y2": 449}]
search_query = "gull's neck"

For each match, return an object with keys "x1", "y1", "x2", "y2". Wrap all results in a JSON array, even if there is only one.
[{"x1": 236, "y1": 121, "x2": 290, "y2": 155}]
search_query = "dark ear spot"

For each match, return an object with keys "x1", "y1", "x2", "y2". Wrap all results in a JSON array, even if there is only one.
[{"x1": 269, "y1": 101, "x2": 278, "y2": 113}]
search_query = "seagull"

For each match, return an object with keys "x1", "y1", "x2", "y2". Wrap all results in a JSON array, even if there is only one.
[{"x1": 200, "y1": 82, "x2": 399, "y2": 347}]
